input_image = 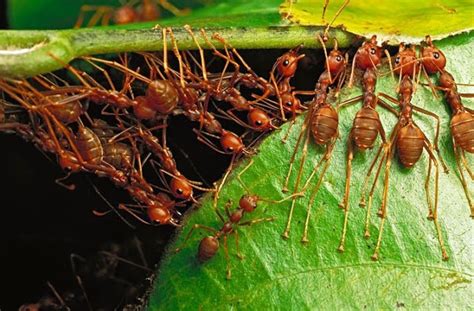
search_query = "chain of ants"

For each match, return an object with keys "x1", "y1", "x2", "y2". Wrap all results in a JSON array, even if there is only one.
[{"x1": 1, "y1": 27, "x2": 473, "y2": 281}]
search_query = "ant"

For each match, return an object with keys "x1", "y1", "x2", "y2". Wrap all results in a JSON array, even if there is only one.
[
  {"x1": 74, "y1": 0, "x2": 189, "y2": 28},
  {"x1": 419, "y1": 36, "x2": 474, "y2": 217},
  {"x1": 174, "y1": 160, "x2": 302, "y2": 279},
  {"x1": 335, "y1": 35, "x2": 400, "y2": 252},
  {"x1": 281, "y1": 34, "x2": 348, "y2": 242},
  {"x1": 359, "y1": 45, "x2": 449, "y2": 260}
]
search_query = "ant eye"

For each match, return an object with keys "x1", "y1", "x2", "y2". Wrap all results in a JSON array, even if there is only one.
[
  {"x1": 370, "y1": 48, "x2": 376, "y2": 55},
  {"x1": 177, "y1": 188, "x2": 183, "y2": 195},
  {"x1": 256, "y1": 120, "x2": 262, "y2": 126},
  {"x1": 336, "y1": 55, "x2": 342, "y2": 62},
  {"x1": 433, "y1": 52, "x2": 440, "y2": 59},
  {"x1": 285, "y1": 101, "x2": 293, "y2": 107},
  {"x1": 227, "y1": 146, "x2": 234, "y2": 152},
  {"x1": 395, "y1": 56, "x2": 400, "y2": 64},
  {"x1": 283, "y1": 60, "x2": 290, "y2": 66}
]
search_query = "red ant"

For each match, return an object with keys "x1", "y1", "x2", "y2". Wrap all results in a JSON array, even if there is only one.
[
  {"x1": 359, "y1": 47, "x2": 449, "y2": 260},
  {"x1": 419, "y1": 36, "x2": 474, "y2": 216},
  {"x1": 174, "y1": 160, "x2": 302, "y2": 279},
  {"x1": 335, "y1": 35, "x2": 400, "y2": 252},
  {"x1": 281, "y1": 34, "x2": 347, "y2": 242},
  {"x1": 74, "y1": 0, "x2": 189, "y2": 28}
]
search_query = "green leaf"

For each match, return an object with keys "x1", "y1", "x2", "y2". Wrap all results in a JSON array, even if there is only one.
[
  {"x1": 0, "y1": 0, "x2": 356, "y2": 78},
  {"x1": 280, "y1": 0, "x2": 474, "y2": 42},
  {"x1": 148, "y1": 32, "x2": 473, "y2": 309}
]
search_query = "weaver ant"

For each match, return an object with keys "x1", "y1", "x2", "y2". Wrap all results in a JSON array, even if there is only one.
[
  {"x1": 420, "y1": 36, "x2": 474, "y2": 216},
  {"x1": 336, "y1": 35, "x2": 400, "y2": 252},
  {"x1": 74, "y1": 0, "x2": 189, "y2": 28},
  {"x1": 281, "y1": 34, "x2": 348, "y2": 242},
  {"x1": 360, "y1": 60, "x2": 449, "y2": 260},
  {"x1": 174, "y1": 160, "x2": 302, "y2": 279}
]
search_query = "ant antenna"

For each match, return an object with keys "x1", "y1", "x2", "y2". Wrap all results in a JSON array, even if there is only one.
[{"x1": 322, "y1": 0, "x2": 350, "y2": 41}]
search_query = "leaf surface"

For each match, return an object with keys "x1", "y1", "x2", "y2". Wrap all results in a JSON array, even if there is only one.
[
  {"x1": 148, "y1": 31, "x2": 474, "y2": 310},
  {"x1": 280, "y1": 0, "x2": 474, "y2": 42}
]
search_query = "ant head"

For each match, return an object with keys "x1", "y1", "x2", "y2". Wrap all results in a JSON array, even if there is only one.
[
  {"x1": 356, "y1": 35, "x2": 383, "y2": 70},
  {"x1": 421, "y1": 37, "x2": 446, "y2": 74},
  {"x1": 198, "y1": 236, "x2": 219, "y2": 262},
  {"x1": 113, "y1": 5, "x2": 139, "y2": 25},
  {"x1": 170, "y1": 176, "x2": 193, "y2": 200},
  {"x1": 327, "y1": 47, "x2": 346, "y2": 76},
  {"x1": 394, "y1": 43, "x2": 419, "y2": 76},
  {"x1": 276, "y1": 45, "x2": 305, "y2": 78},
  {"x1": 58, "y1": 153, "x2": 81, "y2": 173},
  {"x1": 438, "y1": 70, "x2": 455, "y2": 89},
  {"x1": 247, "y1": 108, "x2": 272, "y2": 131},
  {"x1": 220, "y1": 131, "x2": 244, "y2": 154},
  {"x1": 147, "y1": 204, "x2": 172, "y2": 225},
  {"x1": 239, "y1": 194, "x2": 258, "y2": 212},
  {"x1": 281, "y1": 93, "x2": 304, "y2": 114}
]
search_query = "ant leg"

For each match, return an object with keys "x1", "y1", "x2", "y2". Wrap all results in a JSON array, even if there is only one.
[
  {"x1": 99, "y1": 250, "x2": 152, "y2": 272},
  {"x1": 282, "y1": 111, "x2": 311, "y2": 192},
  {"x1": 213, "y1": 154, "x2": 237, "y2": 209},
  {"x1": 322, "y1": 0, "x2": 329, "y2": 21},
  {"x1": 338, "y1": 134, "x2": 354, "y2": 252},
  {"x1": 364, "y1": 142, "x2": 391, "y2": 237},
  {"x1": 224, "y1": 235, "x2": 231, "y2": 280},
  {"x1": 233, "y1": 230, "x2": 244, "y2": 259},
  {"x1": 460, "y1": 150, "x2": 474, "y2": 180},
  {"x1": 412, "y1": 106, "x2": 449, "y2": 173},
  {"x1": 46, "y1": 281, "x2": 68, "y2": 310},
  {"x1": 239, "y1": 217, "x2": 275, "y2": 226},
  {"x1": 424, "y1": 142, "x2": 449, "y2": 260},
  {"x1": 281, "y1": 124, "x2": 311, "y2": 239},
  {"x1": 336, "y1": 95, "x2": 363, "y2": 111},
  {"x1": 69, "y1": 253, "x2": 93, "y2": 310},
  {"x1": 88, "y1": 7, "x2": 110, "y2": 28},
  {"x1": 424, "y1": 154, "x2": 435, "y2": 219},
  {"x1": 174, "y1": 224, "x2": 217, "y2": 253},
  {"x1": 301, "y1": 139, "x2": 336, "y2": 243},
  {"x1": 74, "y1": 5, "x2": 107, "y2": 28},
  {"x1": 454, "y1": 145, "x2": 474, "y2": 217},
  {"x1": 55, "y1": 172, "x2": 76, "y2": 191},
  {"x1": 371, "y1": 147, "x2": 395, "y2": 261},
  {"x1": 237, "y1": 159, "x2": 254, "y2": 193},
  {"x1": 158, "y1": 0, "x2": 190, "y2": 16}
]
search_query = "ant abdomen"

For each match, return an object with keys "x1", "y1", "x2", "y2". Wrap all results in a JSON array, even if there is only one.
[
  {"x1": 311, "y1": 105, "x2": 338, "y2": 145},
  {"x1": 103, "y1": 143, "x2": 133, "y2": 170},
  {"x1": 75, "y1": 127, "x2": 104, "y2": 165},
  {"x1": 42, "y1": 95, "x2": 83, "y2": 124},
  {"x1": 353, "y1": 108, "x2": 381, "y2": 149},
  {"x1": 451, "y1": 112, "x2": 474, "y2": 153},
  {"x1": 146, "y1": 80, "x2": 179, "y2": 115},
  {"x1": 198, "y1": 237, "x2": 219, "y2": 262},
  {"x1": 397, "y1": 124, "x2": 424, "y2": 167}
]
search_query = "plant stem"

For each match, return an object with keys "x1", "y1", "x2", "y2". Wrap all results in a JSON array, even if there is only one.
[{"x1": 0, "y1": 26, "x2": 356, "y2": 78}]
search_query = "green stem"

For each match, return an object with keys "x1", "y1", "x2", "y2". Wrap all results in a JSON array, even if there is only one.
[{"x1": 0, "y1": 26, "x2": 356, "y2": 79}]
